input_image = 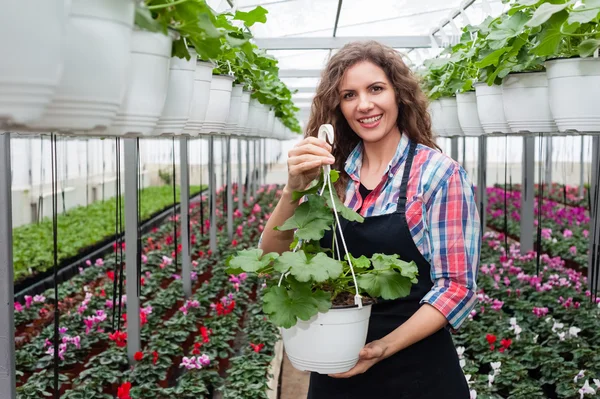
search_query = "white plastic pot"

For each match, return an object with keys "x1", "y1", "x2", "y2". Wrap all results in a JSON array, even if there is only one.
[
  {"x1": 107, "y1": 30, "x2": 172, "y2": 136},
  {"x1": 0, "y1": 1, "x2": 68, "y2": 128},
  {"x1": 183, "y1": 61, "x2": 214, "y2": 136},
  {"x1": 153, "y1": 51, "x2": 197, "y2": 136},
  {"x1": 474, "y1": 83, "x2": 510, "y2": 134},
  {"x1": 545, "y1": 58, "x2": 600, "y2": 133},
  {"x1": 26, "y1": 0, "x2": 135, "y2": 132},
  {"x1": 256, "y1": 104, "x2": 270, "y2": 136},
  {"x1": 224, "y1": 84, "x2": 244, "y2": 134},
  {"x1": 429, "y1": 99, "x2": 446, "y2": 137},
  {"x1": 201, "y1": 75, "x2": 234, "y2": 135},
  {"x1": 237, "y1": 91, "x2": 251, "y2": 136},
  {"x1": 502, "y1": 72, "x2": 557, "y2": 134},
  {"x1": 439, "y1": 97, "x2": 463, "y2": 137},
  {"x1": 246, "y1": 98, "x2": 261, "y2": 136},
  {"x1": 282, "y1": 305, "x2": 372, "y2": 374},
  {"x1": 456, "y1": 92, "x2": 484, "y2": 136},
  {"x1": 265, "y1": 109, "x2": 275, "y2": 138}
]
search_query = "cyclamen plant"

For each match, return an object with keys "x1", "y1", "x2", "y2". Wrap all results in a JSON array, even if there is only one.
[{"x1": 227, "y1": 170, "x2": 418, "y2": 328}]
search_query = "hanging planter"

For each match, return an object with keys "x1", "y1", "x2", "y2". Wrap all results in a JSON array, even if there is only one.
[
  {"x1": 201, "y1": 75, "x2": 234, "y2": 135},
  {"x1": 439, "y1": 97, "x2": 463, "y2": 137},
  {"x1": 474, "y1": 83, "x2": 510, "y2": 134},
  {"x1": 429, "y1": 99, "x2": 446, "y2": 137},
  {"x1": 107, "y1": 29, "x2": 172, "y2": 137},
  {"x1": 25, "y1": 0, "x2": 135, "y2": 133},
  {"x1": 224, "y1": 84, "x2": 244, "y2": 135},
  {"x1": 183, "y1": 61, "x2": 214, "y2": 137},
  {"x1": 502, "y1": 72, "x2": 557, "y2": 134},
  {"x1": 237, "y1": 91, "x2": 251, "y2": 136},
  {"x1": 255, "y1": 103, "x2": 270, "y2": 137},
  {"x1": 281, "y1": 304, "x2": 372, "y2": 374},
  {"x1": 245, "y1": 98, "x2": 261, "y2": 136},
  {"x1": 545, "y1": 58, "x2": 600, "y2": 134},
  {"x1": 0, "y1": 1, "x2": 68, "y2": 128},
  {"x1": 456, "y1": 92, "x2": 484, "y2": 136},
  {"x1": 265, "y1": 109, "x2": 275, "y2": 138},
  {"x1": 153, "y1": 50, "x2": 197, "y2": 136}
]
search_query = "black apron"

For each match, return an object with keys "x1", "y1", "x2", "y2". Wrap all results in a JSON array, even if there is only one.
[{"x1": 307, "y1": 140, "x2": 470, "y2": 399}]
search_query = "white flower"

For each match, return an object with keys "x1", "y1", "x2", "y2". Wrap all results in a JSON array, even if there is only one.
[
  {"x1": 594, "y1": 379, "x2": 600, "y2": 389},
  {"x1": 460, "y1": 359, "x2": 466, "y2": 369},
  {"x1": 569, "y1": 326, "x2": 581, "y2": 338},
  {"x1": 456, "y1": 346, "x2": 465, "y2": 358},
  {"x1": 488, "y1": 374, "x2": 495, "y2": 387},
  {"x1": 557, "y1": 332, "x2": 566, "y2": 341},
  {"x1": 513, "y1": 324, "x2": 522, "y2": 338},
  {"x1": 552, "y1": 322, "x2": 564, "y2": 332},
  {"x1": 574, "y1": 370, "x2": 586, "y2": 383},
  {"x1": 579, "y1": 380, "x2": 596, "y2": 398},
  {"x1": 470, "y1": 389, "x2": 477, "y2": 399},
  {"x1": 533, "y1": 334, "x2": 539, "y2": 343},
  {"x1": 491, "y1": 362, "x2": 502, "y2": 373},
  {"x1": 465, "y1": 374, "x2": 471, "y2": 384},
  {"x1": 509, "y1": 317, "x2": 517, "y2": 326}
]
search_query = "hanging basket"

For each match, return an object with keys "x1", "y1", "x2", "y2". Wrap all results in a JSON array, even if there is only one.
[
  {"x1": 224, "y1": 84, "x2": 244, "y2": 135},
  {"x1": 107, "y1": 29, "x2": 173, "y2": 137},
  {"x1": 439, "y1": 97, "x2": 463, "y2": 137},
  {"x1": 456, "y1": 92, "x2": 484, "y2": 136},
  {"x1": 429, "y1": 99, "x2": 446, "y2": 137},
  {"x1": 201, "y1": 75, "x2": 235, "y2": 135},
  {"x1": 474, "y1": 83, "x2": 510, "y2": 134},
  {"x1": 183, "y1": 61, "x2": 215, "y2": 137},
  {"x1": 281, "y1": 304, "x2": 372, "y2": 374},
  {"x1": 545, "y1": 57, "x2": 600, "y2": 134},
  {"x1": 237, "y1": 91, "x2": 251, "y2": 136},
  {"x1": 153, "y1": 51, "x2": 197, "y2": 136},
  {"x1": 0, "y1": 0, "x2": 68, "y2": 128},
  {"x1": 501, "y1": 72, "x2": 557, "y2": 134},
  {"x1": 25, "y1": 0, "x2": 135, "y2": 133},
  {"x1": 245, "y1": 98, "x2": 261, "y2": 137}
]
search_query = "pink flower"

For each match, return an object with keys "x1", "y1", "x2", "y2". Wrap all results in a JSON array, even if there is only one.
[
  {"x1": 24, "y1": 296, "x2": 33, "y2": 309},
  {"x1": 252, "y1": 204, "x2": 261, "y2": 214},
  {"x1": 86, "y1": 260, "x2": 92, "y2": 266},
  {"x1": 95, "y1": 258, "x2": 104, "y2": 266},
  {"x1": 14, "y1": 302, "x2": 23, "y2": 312},
  {"x1": 532, "y1": 307, "x2": 549, "y2": 317},
  {"x1": 569, "y1": 246, "x2": 577, "y2": 256},
  {"x1": 583, "y1": 230, "x2": 589, "y2": 238},
  {"x1": 141, "y1": 254, "x2": 148, "y2": 264},
  {"x1": 563, "y1": 229, "x2": 573, "y2": 238},
  {"x1": 491, "y1": 299, "x2": 504, "y2": 311},
  {"x1": 33, "y1": 295, "x2": 45, "y2": 303}
]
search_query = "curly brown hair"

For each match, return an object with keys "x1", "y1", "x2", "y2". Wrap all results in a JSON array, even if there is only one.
[{"x1": 304, "y1": 40, "x2": 439, "y2": 199}]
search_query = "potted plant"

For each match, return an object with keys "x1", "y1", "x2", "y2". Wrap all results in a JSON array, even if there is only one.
[{"x1": 226, "y1": 158, "x2": 418, "y2": 374}]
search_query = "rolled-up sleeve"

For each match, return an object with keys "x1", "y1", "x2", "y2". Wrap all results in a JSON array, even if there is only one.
[{"x1": 420, "y1": 166, "x2": 480, "y2": 330}]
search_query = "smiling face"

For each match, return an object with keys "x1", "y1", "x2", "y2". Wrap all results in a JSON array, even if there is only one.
[{"x1": 338, "y1": 61, "x2": 400, "y2": 143}]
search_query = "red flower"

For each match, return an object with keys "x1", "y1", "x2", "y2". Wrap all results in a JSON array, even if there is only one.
[
  {"x1": 250, "y1": 343, "x2": 265, "y2": 353},
  {"x1": 99, "y1": 289, "x2": 106, "y2": 297},
  {"x1": 109, "y1": 331, "x2": 127, "y2": 348},
  {"x1": 231, "y1": 239, "x2": 238, "y2": 247},
  {"x1": 200, "y1": 326, "x2": 210, "y2": 343},
  {"x1": 207, "y1": 249, "x2": 212, "y2": 256},
  {"x1": 152, "y1": 350, "x2": 159, "y2": 365},
  {"x1": 107, "y1": 270, "x2": 115, "y2": 281},
  {"x1": 198, "y1": 250, "x2": 205, "y2": 257},
  {"x1": 117, "y1": 381, "x2": 131, "y2": 399},
  {"x1": 485, "y1": 334, "x2": 496, "y2": 345},
  {"x1": 500, "y1": 338, "x2": 512, "y2": 352},
  {"x1": 140, "y1": 312, "x2": 148, "y2": 326},
  {"x1": 192, "y1": 342, "x2": 202, "y2": 355},
  {"x1": 134, "y1": 351, "x2": 143, "y2": 361},
  {"x1": 140, "y1": 277, "x2": 145, "y2": 286}
]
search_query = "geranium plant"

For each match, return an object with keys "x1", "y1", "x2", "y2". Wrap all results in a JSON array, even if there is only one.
[{"x1": 226, "y1": 170, "x2": 418, "y2": 328}]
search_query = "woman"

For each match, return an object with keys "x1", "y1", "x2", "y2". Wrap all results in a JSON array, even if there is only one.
[{"x1": 259, "y1": 41, "x2": 480, "y2": 399}]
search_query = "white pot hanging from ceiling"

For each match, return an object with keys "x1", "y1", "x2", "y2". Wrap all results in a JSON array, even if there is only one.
[
  {"x1": 429, "y1": 99, "x2": 446, "y2": 137},
  {"x1": 237, "y1": 90, "x2": 251, "y2": 136},
  {"x1": 183, "y1": 60, "x2": 214, "y2": 137},
  {"x1": 456, "y1": 92, "x2": 484, "y2": 136},
  {"x1": 0, "y1": 0, "x2": 68, "y2": 128},
  {"x1": 25, "y1": 0, "x2": 135, "y2": 133},
  {"x1": 153, "y1": 50, "x2": 197, "y2": 136},
  {"x1": 502, "y1": 72, "x2": 557, "y2": 134},
  {"x1": 224, "y1": 84, "x2": 244, "y2": 135},
  {"x1": 107, "y1": 29, "x2": 172, "y2": 137},
  {"x1": 545, "y1": 58, "x2": 600, "y2": 133},
  {"x1": 246, "y1": 98, "x2": 261, "y2": 137},
  {"x1": 474, "y1": 83, "x2": 510, "y2": 134},
  {"x1": 439, "y1": 97, "x2": 463, "y2": 137},
  {"x1": 200, "y1": 75, "x2": 234, "y2": 135},
  {"x1": 256, "y1": 103, "x2": 270, "y2": 136},
  {"x1": 265, "y1": 109, "x2": 275, "y2": 138}
]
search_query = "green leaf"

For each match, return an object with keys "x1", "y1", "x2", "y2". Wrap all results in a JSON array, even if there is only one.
[
  {"x1": 274, "y1": 251, "x2": 343, "y2": 282},
  {"x1": 345, "y1": 254, "x2": 371, "y2": 269},
  {"x1": 234, "y1": 6, "x2": 268, "y2": 27},
  {"x1": 275, "y1": 195, "x2": 333, "y2": 241},
  {"x1": 134, "y1": 5, "x2": 165, "y2": 33},
  {"x1": 526, "y1": 3, "x2": 570, "y2": 27},
  {"x1": 476, "y1": 47, "x2": 509, "y2": 68},
  {"x1": 488, "y1": 11, "x2": 529, "y2": 41},
  {"x1": 370, "y1": 254, "x2": 418, "y2": 283},
  {"x1": 311, "y1": 289, "x2": 333, "y2": 313},
  {"x1": 578, "y1": 38, "x2": 600, "y2": 57},
  {"x1": 226, "y1": 249, "x2": 278, "y2": 273},
  {"x1": 323, "y1": 186, "x2": 364, "y2": 223},
  {"x1": 532, "y1": 10, "x2": 569, "y2": 56},
  {"x1": 291, "y1": 180, "x2": 320, "y2": 201},
  {"x1": 329, "y1": 169, "x2": 340, "y2": 183},
  {"x1": 357, "y1": 271, "x2": 413, "y2": 300},
  {"x1": 263, "y1": 286, "x2": 317, "y2": 328},
  {"x1": 569, "y1": 0, "x2": 600, "y2": 24}
]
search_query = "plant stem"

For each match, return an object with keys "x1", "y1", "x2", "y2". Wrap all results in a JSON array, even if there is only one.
[
  {"x1": 147, "y1": 0, "x2": 190, "y2": 10},
  {"x1": 559, "y1": 27, "x2": 598, "y2": 37}
]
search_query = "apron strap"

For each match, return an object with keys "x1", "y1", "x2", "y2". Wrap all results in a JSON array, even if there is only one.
[{"x1": 396, "y1": 140, "x2": 417, "y2": 212}]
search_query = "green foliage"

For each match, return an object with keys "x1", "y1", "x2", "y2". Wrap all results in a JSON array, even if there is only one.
[{"x1": 13, "y1": 185, "x2": 202, "y2": 282}]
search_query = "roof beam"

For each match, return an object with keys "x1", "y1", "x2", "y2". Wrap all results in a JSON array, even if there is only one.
[
  {"x1": 280, "y1": 69, "x2": 323, "y2": 78},
  {"x1": 289, "y1": 86, "x2": 317, "y2": 93},
  {"x1": 254, "y1": 35, "x2": 433, "y2": 50}
]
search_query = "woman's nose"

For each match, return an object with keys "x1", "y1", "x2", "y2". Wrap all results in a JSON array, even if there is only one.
[{"x1": 357, "y1": 94, "x2": 373, "y2": 112}]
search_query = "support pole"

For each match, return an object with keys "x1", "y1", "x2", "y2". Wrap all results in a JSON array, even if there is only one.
[
  {"x1": 180, "y1": 137, "x2": 191, "y2": 297},
  {"x1": 476, "y1": 136, "x2": 487, "y2": 237},
  {"x1": 245, "y1": 139, "x2": 251, "y2": 204},
  {"x1": 580, "y1": 135, "x2": 585, "y2": 198},
  {"x1": 588, "y1": 136, "x2": 600, "y2": 291},
  {"x1": 451, "y1": 137, "x2": 459, "y2": 162},
  {"x1": 226, "y1": 136, "x2": 233, "y2": 240},
  {"x1": 237, "y1": 138, "x2": 243, "y2": 212},
  {"x1": 462, "y1": 136, "x2": 466, "y2": 168},
  {"x1": 0, "y1": 133, "x2": 16, "y2": 399},
  {"x1": 263, "y1": 139, "x2": 268, "y2": 184},
  {"x1": 545, "y1": 136, "x2": 552, "y2": 185},
  {"x1": 208, "y1": 135, "x2": 217, "y2": 253},
  {"x1": 521, "y1": 136, "x2": 535, "y2": 254},
  {"x1": 123, "y1": 138, "x2": 140, "y2": 362}
]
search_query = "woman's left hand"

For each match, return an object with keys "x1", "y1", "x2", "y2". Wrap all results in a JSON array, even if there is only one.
[{"x1": 328, "y1": 340, "x2": 389, "y2": 378}]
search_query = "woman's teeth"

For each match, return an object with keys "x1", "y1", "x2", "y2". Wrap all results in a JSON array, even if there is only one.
[{"x1": 359, "y1": 115, "x2": 382, "y2": 123}]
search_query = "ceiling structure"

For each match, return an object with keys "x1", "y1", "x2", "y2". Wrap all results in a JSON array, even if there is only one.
[{"x1": 207, "y1": 0, "x2": 507, "y2": 129}]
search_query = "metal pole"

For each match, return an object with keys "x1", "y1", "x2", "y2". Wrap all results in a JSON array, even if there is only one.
[
  {"x1": 477, "y1": 136, "x2": 487, "y2": 237},
  {"x1": 253, "y1": 139, "x2": 258, "y2": 194},
  {"x1": 208, "y1": 135, "x2": 217, "y2": 253},
  {"x1": 263, "y1": 139, "x2": 268, "y2": 184},
  {"x1": 237, "y1": 138, "x2": 243, "y2": 212},
  {"x1": 226, "y1": 136, "x2": 233, "y2": 241},
  {"x1": 521, "y1": 136, "x2": 535, "y2": 254},
  {"x1": 545, "y1": 136, "x2": 552, "y2": 185},
  {"x1": 588, "y1": 136, "x2": 600, "y2": 290},
  {"x1": 462, "y1": 136, "x2": 466, "y2": 168},
  {"x1": 180, "y1": 137, "x2": 191, "y2": 297},
  {"x1": 245, "y1": 139, "x2": 251, "y2": 204},
  {"x1": 123, "y1": 138, "x2": 140, "y2": 362},
  {"x1": 451, "y1": 137, "x2": 459, "y2": 162},
  {"x1": 580, "y1": 135, "x2": 585, "y2": 198},
  {"x1": 0, "y1": 133, "x2": 16, "y2": 399}
]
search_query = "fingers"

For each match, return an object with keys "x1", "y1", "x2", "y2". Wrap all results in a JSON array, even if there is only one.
[
  {"x1": 296, "y1": 136, "x2": 332, "y2": 152},
  {"x1": 288, "y1": 158, "x2": 329, "y2": 176},
  {"x1": 288, "y1": 154, "x2": 334, "y2": 167},
  {"x1": 289, "y1": 143, "x2": 334, "y2": 160}
]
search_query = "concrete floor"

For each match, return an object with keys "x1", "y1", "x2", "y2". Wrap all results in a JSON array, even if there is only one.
[{"x1": 279, "y1": 351, "x2": 310, "y2": 399}]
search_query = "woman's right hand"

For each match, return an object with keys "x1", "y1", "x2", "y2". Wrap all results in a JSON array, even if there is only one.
[{"x1": 286, "y1": 136, "x2": 335, "y2": 193}]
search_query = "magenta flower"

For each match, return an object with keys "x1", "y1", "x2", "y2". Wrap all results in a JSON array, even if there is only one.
[
  {"x1": 569, "y1": 246, "x2": 577, "y2": 256},
  {"x1": 14, "y1": 302, "x2": 23, "y2": 312},
  {"x1": 95, "y1": 258, "x2": 104, "y2": 266},
  {"x1": 24, "y1": 295, "x2": 33, "y2": 309},
  {"x1": 563, "y1": 229, "x2": 573, "y2": 238}
]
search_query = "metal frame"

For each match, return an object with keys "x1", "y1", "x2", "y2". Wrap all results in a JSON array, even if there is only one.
[
  {"x1": 520, "y1": 136, "x2": 535, "y2": 254},
  {"x1": 476, "y1": 136, "x2": 487, "y2": 236},
  {"x1": 254, "y1": 35, "x2": 434, "y2": 50},
  {"x1": 588, "y1": 136, "x2": 600, "y2": 290},
  {"x1": 180, "y1": 137, "x2": 192, "y2": 297},
  {"x1": 208, "y1": 136, "x2": 217, "y2": 253},
  {"x1": 226, "y1": 136, "x2": 233, "y2": 240}
]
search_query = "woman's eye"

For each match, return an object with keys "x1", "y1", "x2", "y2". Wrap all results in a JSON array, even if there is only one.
[
  {"x1": 371, "y1": 86, "x2": 383, "y2": 92},
  {"x1": 343, "y1": 92, "x2": 354, "y2": 99}
]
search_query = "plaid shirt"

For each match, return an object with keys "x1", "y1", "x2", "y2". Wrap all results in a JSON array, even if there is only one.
[{"x1": 344, "y1": 133, "x2": 480, "y2": 330}]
